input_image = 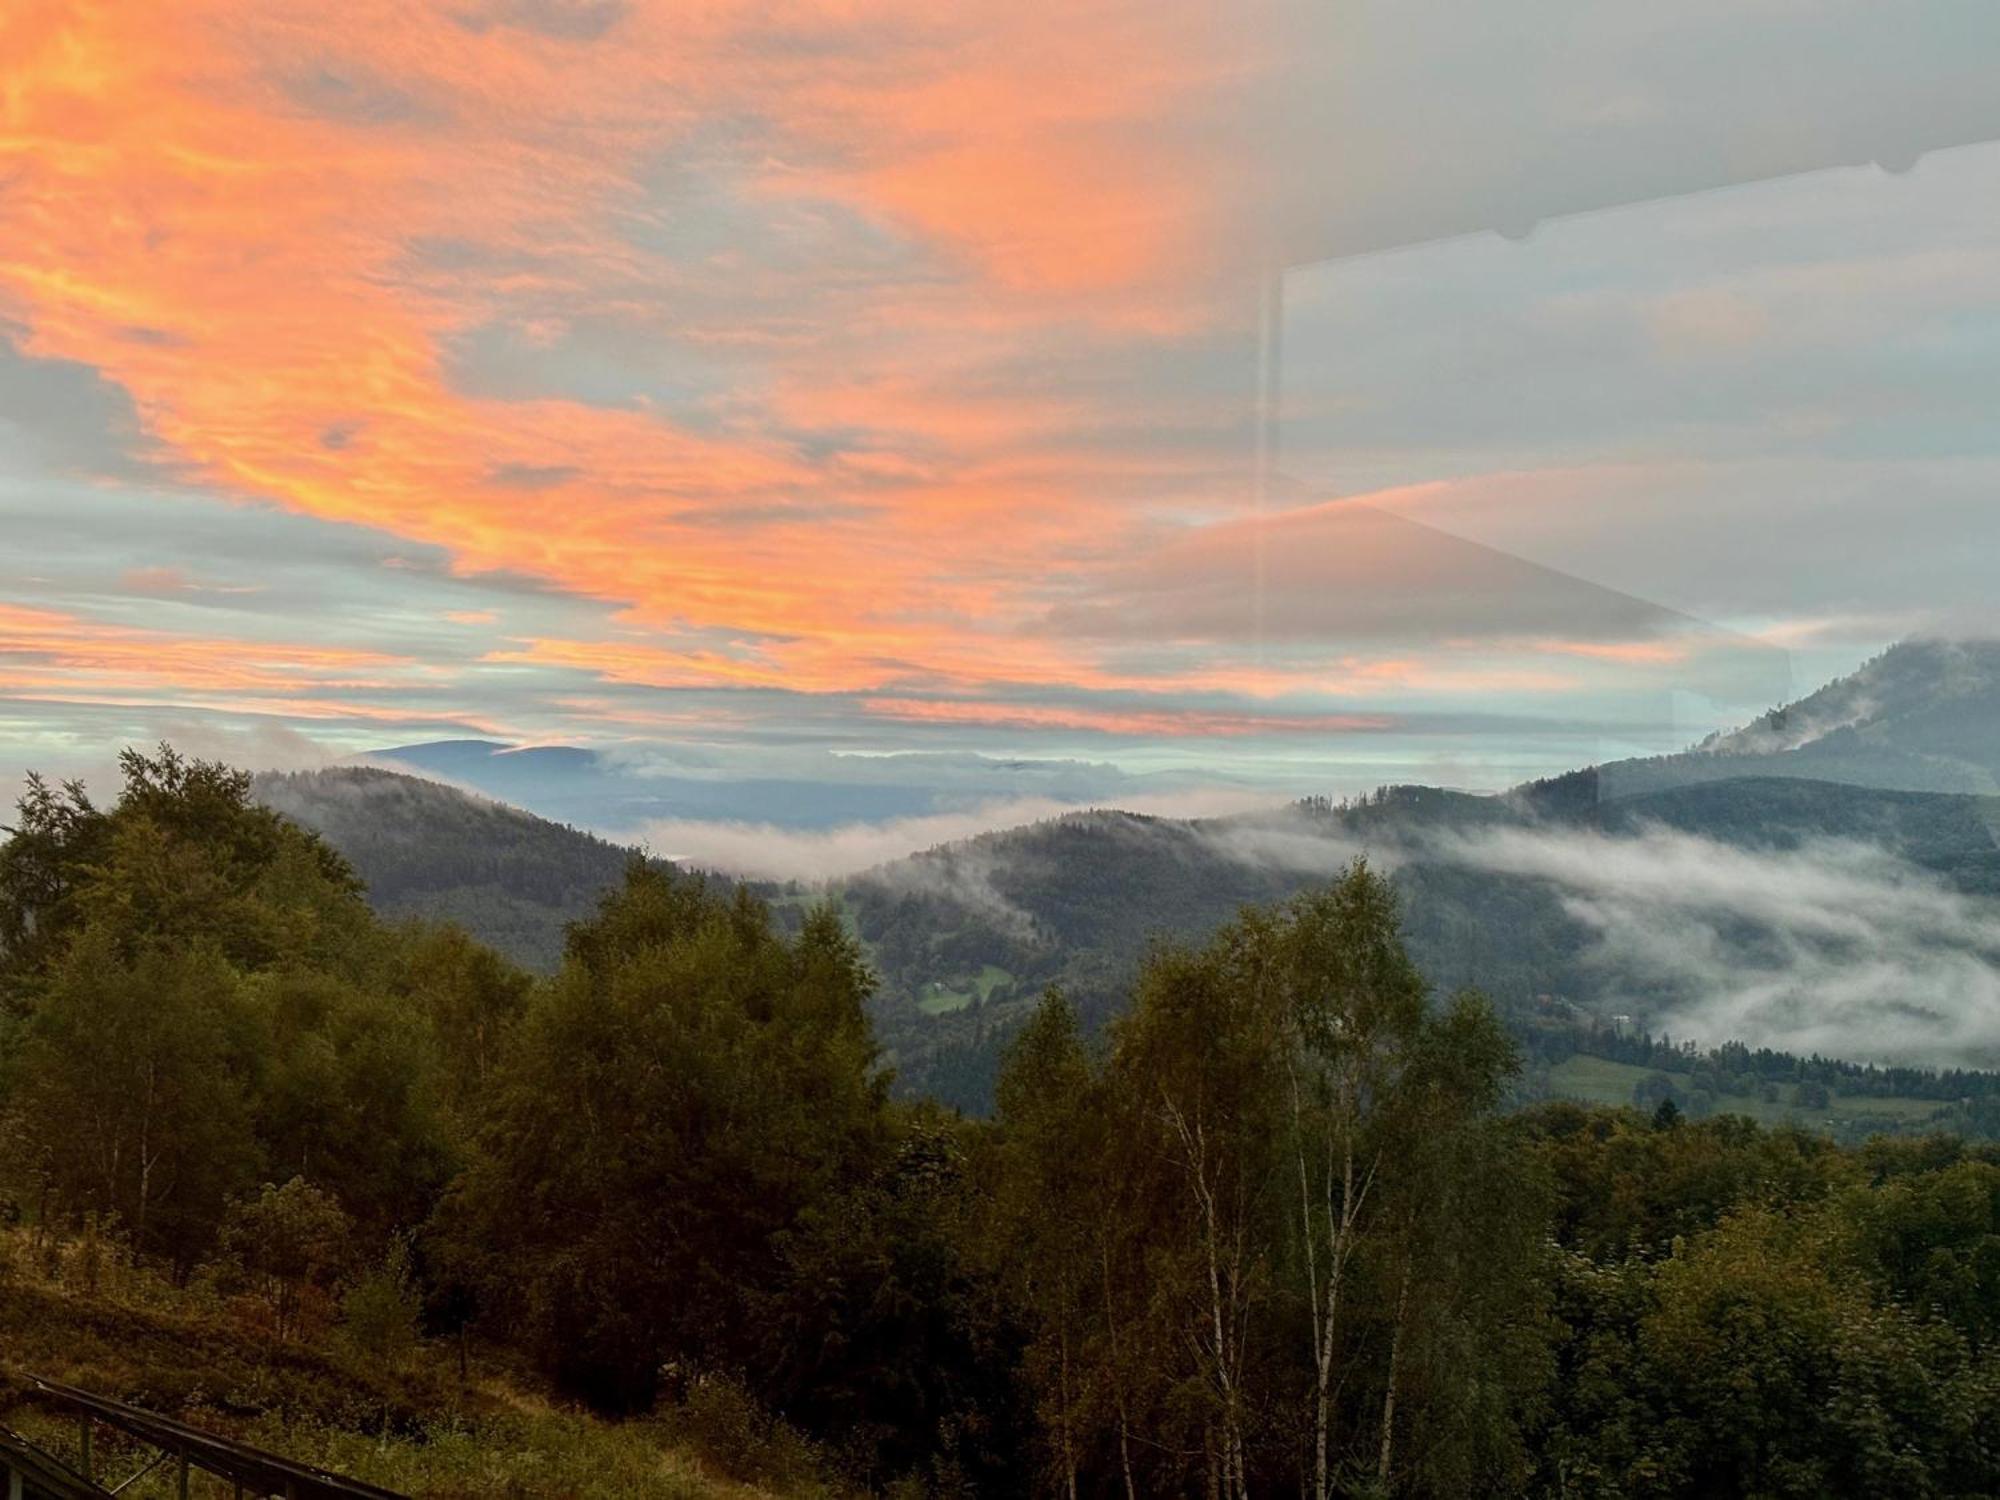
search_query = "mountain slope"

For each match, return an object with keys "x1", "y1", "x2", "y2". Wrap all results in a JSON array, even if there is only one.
[
  {"x1": 1596, "y1": 638, "x2": 2000, "y2": 799},
  {"x1": 254, "y1": 766, "x2": 648, "y2": 970}
]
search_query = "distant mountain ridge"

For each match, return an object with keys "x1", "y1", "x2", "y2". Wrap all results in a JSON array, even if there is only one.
[
  {"x1": 366, "y1": 737, "x2": 1226, "y2": 834},
  {"x1": 1594, "y1": 638, "x2": 2000, "y2": 799},
  {"x1": 832, "y1": 637, "x2": 2000, "y2": 1100}
]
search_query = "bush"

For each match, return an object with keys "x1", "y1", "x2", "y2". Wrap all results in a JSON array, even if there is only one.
[
  {"x1": 341, "y1": 1235, "x2": 422, "y2": 1366},
  {"x1": 219, "y1": 1177, "x2": 351, "y2": 1341},
  {"x1": 657, "y1": 1376, "x2": 828, "y2": 1491}
]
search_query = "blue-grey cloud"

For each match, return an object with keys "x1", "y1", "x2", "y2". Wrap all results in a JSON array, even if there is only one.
[
  {"x1": 0, "y1": 332, "x2": 161, "y2": 481},
  {"x1": 454, "y1": 0, "x2": 628, "y2": 42},
  {"x1": 278, "y1": 64, "x2": 441, "y2": 127}
]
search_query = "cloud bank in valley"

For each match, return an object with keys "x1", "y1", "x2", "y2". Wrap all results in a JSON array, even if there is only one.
[
  {"x1": 1435, "y1": 823, "x2": 2000, "y2": 1068},
  {"x1": 625, "y1": 787, "x2": 1279, "y2": 883},
  {"x1": 996, "y1": 802, "x2": 2000, "y2": 1069}
]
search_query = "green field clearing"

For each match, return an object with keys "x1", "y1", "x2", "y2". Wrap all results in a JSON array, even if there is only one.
[
  {"x1": 917, "y1": 964, "x2": 1014, "y2": 1016},
  {"x1": 1545, "y1": 1054, "x2": 1950, "y2": 1129}
]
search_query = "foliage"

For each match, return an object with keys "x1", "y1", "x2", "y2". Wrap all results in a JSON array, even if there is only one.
[
  {"x1": 0, "y1": 747, "x2": 520, "y2": 1274},
  {"x1": 987, "y1": 864, "x2": 1548, "y2": 1499},
  {"x1": 9, "y1": 932, "x2": 259, "y2": 1269}
]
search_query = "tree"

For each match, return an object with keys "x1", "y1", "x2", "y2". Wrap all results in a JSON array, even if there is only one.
[
  {"x1": 993, "y1": 991, "x2": 1110, "y2": 1499},
  {"x1": 1109, "y1": 931, "x2": 1287, "y2": 1498},
  {"x1": 1549, "y1": 1206, "x2": 1998, "y2": 1497},
  {"x1": 1272, "y1": 864, "x2": 1431, "y2": 1500},
  {"x1": 1, "y1": 745, "x2": 456, "y2": 1272},
  {"x1": 255, "y1": 968, "x2": 455, "y2": 1234},
  {"x1": 0, "y1": 773, "x2": 106, "y2": 1001},
  {"x1": 1363, "y1": 993, "x2": 1549, "y2": 1496},
  {"x1": 449, "y1": 866, "x2": 890, "y2": 1412},
  {"x1": 763, "y1": 1107, "x2": 1032, "y2": 1493},
  {"x1": 64, "y1": 747, "x2": 369, "y2": 975},
  {"x1": 398, "y1": 923, "x2": 530, "y2": 1117},
  {"x1": 995, "y1": 865, "x2": 1549, "y2": 1498}
]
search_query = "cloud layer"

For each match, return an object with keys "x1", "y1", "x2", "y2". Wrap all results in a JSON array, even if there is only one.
[
  {"x1": 1438, "y1": 823, "x2": 2000, "y2": 1068},
  {"x1": 627, "y1": 786, "x2": 1278, "y2": 883},
  {"x1": 4, "y1": 1, "x2": 1999, "y2": 793}
]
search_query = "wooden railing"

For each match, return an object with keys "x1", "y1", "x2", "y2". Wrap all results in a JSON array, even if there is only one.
[{"x1": 1, "y1": 1379, "x2": 406, "y2": 1500}]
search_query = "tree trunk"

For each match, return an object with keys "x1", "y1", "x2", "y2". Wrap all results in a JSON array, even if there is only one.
[
  {"x1": 1289, "y1": 1063, "x2": 1330, "y2": 1500},
  {"x1": 1376, "y1": 1249, "x2": 1414, "y2": 1491},
  {"x1": 1310, "y1": 1080, "x2": 1376, "y2": 1500},
  {"x1": 1100, "y1": 1240, "x2": 1139, "y2": 1500},
  {"x1": 1059, "y1": 1320, "x2": 1079, "y2": 1500},
  {"x1": 1165, "y1": 1094, "x2": 1249, "y2": 1500}
]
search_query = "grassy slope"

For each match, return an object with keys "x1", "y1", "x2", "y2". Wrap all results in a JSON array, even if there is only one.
[
  {"x1": 1546, "y1": 1054, "x2": 1950, "y2": 1127},
  {"x1": 917, "y1": 964, "x2": 1014, "y2": 1016},
  {"x1": 0, "y1": 1233, "x2": 832, "y2": 1500}
]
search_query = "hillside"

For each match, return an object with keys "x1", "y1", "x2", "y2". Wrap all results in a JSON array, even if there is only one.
[
  {"x1": 253, "y1": 766, "x2": 650, "y2": 971},
  {"x1": 15, "y1": 744, "x2": 2000, "y2": 1498},
  {"x1": 823, "y1": 641, "x2": 2000, "y2": 1101},
  {"x1": 250, "y1": 760, "x2": 2000, "y2": 1114},
  {"x1": 0, "y1": 1226, "x2": 834, "y2": 1499},
  {"x1": 1594, "y1": 637, "x2": 2000, "y2": 799}
]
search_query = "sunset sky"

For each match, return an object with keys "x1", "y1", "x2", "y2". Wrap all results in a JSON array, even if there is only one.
[{"x1": 6, "y1": 0, "x2": 2000, "y2": 840}]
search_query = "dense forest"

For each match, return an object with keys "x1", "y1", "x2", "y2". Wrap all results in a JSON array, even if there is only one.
[{"x1": 4, "y1": 749, "x2": 1999, "y2": 1497}]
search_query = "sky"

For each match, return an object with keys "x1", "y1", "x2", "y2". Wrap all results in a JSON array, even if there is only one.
[{"x1": 5, "y1": 0, "x2": 2000, "y2": 840}]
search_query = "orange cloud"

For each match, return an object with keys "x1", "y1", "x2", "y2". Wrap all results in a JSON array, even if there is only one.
[
  {"x1": 2, "y1": 0, "x2": 1684, "y2": 757},
  {"x1": 0, "y1": 2, "x2": 1257, "y2": 666},
  {"x1": 1530, "y1": 637, "x2": 1693, "y2": 666},
  {"x1": 0, "y1": 602, "x2": 477, "y2": 727}
]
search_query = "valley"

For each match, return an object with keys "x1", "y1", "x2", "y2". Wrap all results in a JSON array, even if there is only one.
[{"x1": 257, "y1": 638, "x2": 2000, "y2": 1128}]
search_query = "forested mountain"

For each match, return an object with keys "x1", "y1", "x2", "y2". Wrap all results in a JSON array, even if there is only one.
[
  {"x1": 253, "y1": 766, "x2": 652, "y2": 971},
  {"x1": 830, "y1": 641, "x2": 2000, "y2": 1104},
  {"x1": 842, "y1": 773, "x2": 2000, "y2": 1105}
]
